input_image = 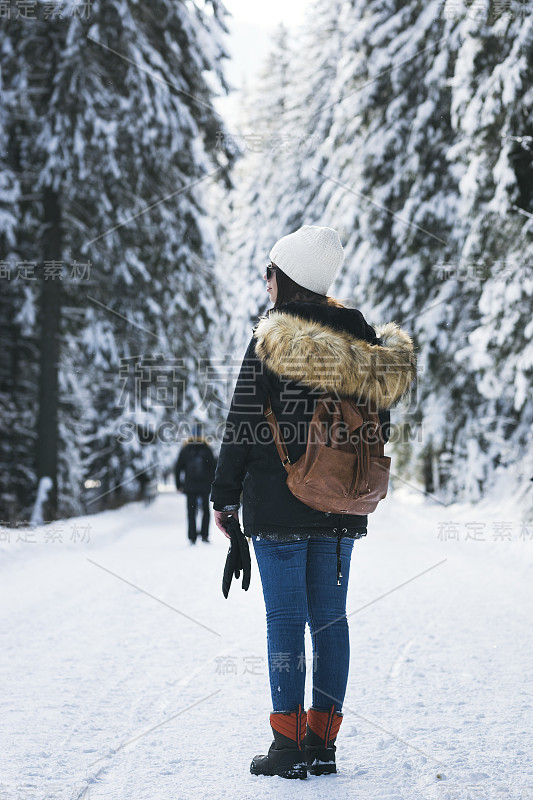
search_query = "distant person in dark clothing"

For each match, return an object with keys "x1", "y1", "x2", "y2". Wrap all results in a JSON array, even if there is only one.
[
  {"x1": 138, "y1": 468, "x2": 157, "y2": 506},
  {"x1": 175, "y1": 424, "x2": 217, "y2": 544}
]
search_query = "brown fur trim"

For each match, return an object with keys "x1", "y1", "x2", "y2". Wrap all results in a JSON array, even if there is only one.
[
  {"x1": 253, "y1": 312, "x2": 416, "y2": 408},
  {"x1": 183, "y1": 436, "x2": 210, "y2": 446}
]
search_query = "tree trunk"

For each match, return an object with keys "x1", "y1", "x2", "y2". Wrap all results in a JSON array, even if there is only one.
[
  {"x1": 423, "y1": 444, "x2": 434, "y2": 495},
  {"x1": 36, "y1": 185, "x2": 62, "y2": 520}
]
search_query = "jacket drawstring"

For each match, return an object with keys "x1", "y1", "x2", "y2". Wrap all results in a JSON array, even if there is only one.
[{"x1": 333, "y1": 527, "x2": 347, "y2": 586}]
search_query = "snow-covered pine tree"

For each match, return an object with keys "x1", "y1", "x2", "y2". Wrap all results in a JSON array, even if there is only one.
[
  {"x1": 443, "y1": 5, "x2": 533, "y2": 502},
  {"x1": 0, "y1": 0, "x2": 234, "y2": 520},
  {"x1": 0, "y1": 19, "x2": 41, "y2": 522},
  {"x1": 310, "y1": 0, "x2": 465, "y2": 497},
  {"x1": 0, "y1": 104, "x2": 30, "y2": 522},
  {"x1": 308, "y1": 0, "x2": 533, "y2": 502}
]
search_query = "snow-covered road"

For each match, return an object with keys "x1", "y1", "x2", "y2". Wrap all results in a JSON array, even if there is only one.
[{"x1": 1, "y1": 480, "x2": 532, "y2": 800}]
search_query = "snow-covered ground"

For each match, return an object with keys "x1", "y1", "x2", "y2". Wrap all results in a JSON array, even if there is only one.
[{"x1": 1, "y1": 478, "x2": 532, "y2": 800}]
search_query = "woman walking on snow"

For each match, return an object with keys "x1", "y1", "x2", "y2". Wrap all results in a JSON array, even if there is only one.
[{"x1": 210, "y1": 225, "x2": 416, "y2": 779}]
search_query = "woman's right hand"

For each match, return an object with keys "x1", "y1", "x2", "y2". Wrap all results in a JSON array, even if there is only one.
[{"x1": 214, "y1": 510, "x2": 240, "y2": 540}]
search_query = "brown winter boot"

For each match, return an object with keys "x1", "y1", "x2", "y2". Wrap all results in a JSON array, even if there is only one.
[
  {"x1": 250, "y1": 704, "x2": 307, "y2": 779},
  {"x1": 305, "y1": 705, "x2": 343, "y2": 775}
]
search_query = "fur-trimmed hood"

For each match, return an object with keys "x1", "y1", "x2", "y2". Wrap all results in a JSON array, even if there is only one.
[
  {"x1": 183, "y1": 436, "x2": 211, "y2": 447},
  {"x1": 253, "y1": 301, "x2": 417, "y2": 409}
]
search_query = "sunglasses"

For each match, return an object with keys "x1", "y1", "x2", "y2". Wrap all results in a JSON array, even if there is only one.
[{"x1": 266, "y1": 264, "x2": 277, "y2": 280}]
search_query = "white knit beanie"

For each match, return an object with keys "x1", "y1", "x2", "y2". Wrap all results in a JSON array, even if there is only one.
[{"x1": 269, "y1": 225, "x2": 344, "y2": 295}]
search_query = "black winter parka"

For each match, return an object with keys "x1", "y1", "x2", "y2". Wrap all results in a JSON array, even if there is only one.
[
  {"x1": 175, "y1": 439, "x2": 217, "y2": 494},
  {"x1": 210, "y1": 300, "x2": 416, "y2": 542}
]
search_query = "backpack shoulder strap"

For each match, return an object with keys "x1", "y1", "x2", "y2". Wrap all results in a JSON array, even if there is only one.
[{"x1": 264, "y1": 399, "x2": 292, "y2": 473}]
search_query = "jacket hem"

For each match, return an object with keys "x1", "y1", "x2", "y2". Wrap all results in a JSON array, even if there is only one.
[{"x1": 244, "y1": 526, "x2": 368, "y2": 541}]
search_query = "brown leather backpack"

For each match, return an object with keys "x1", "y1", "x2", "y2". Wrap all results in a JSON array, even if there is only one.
[{"x1": 263, "y1": 394, "x2": 391, "y2": 515}]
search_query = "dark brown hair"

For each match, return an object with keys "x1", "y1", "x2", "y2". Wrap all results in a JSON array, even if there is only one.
[{"x1": 273, "y1": 264, "x2": 346, "y2": 309}]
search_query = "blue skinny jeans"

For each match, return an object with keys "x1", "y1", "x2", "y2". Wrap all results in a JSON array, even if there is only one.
[{"x1": 252, "y1": 535, "x2": 355, "y2": 714}]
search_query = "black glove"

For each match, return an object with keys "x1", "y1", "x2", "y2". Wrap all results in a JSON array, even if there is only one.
[{"x1": 222, "y1": 516, "x2": 251, "y2": 598}]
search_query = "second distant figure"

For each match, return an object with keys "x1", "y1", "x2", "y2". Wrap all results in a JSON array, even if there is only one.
[{"x1": 175, "y1": 424, "x2": 217, "y2": 544}]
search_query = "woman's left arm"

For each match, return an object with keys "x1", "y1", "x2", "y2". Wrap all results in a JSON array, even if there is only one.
[{"x1": 210, "y1": 335, "x2": 269, "y2": 511}]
